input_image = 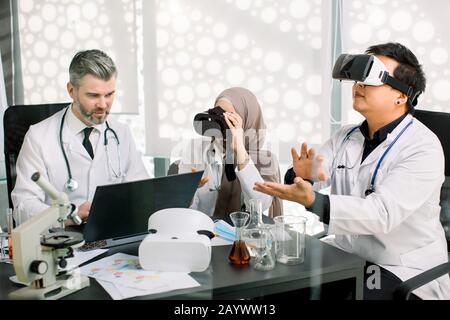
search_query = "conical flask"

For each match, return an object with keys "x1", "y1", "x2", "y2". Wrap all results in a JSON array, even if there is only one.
[{"x1": 228, "y1": 211, "x2": 251, "y2": 265}]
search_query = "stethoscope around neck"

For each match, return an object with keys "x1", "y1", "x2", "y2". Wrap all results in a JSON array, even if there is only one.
[
  {"x1": 59, "y1": 106, "x2": 123, "y2": 192},
  {"x1": 206, "y1": 143, "x2": 222, "y2": 192},
  {"x1": 332, "y1": 118, "x2": 414, "y2": 197}
]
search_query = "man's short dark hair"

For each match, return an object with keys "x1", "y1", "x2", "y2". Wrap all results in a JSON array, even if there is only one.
[{"x1": 365, "y1": 42, "x2": 426, "y2": 113}]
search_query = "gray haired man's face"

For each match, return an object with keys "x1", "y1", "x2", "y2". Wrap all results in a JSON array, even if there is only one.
[{"x1": 68, "y1": 74, "x2": 116, "y2": 126}]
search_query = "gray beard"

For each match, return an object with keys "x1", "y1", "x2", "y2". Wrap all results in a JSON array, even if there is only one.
[{"x1": 75, "y1": 101, "x2": 109, "y2": 125}]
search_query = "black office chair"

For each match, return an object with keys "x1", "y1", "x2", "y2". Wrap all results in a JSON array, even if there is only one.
[
  {"x1": 393, "y1": 109, "x2": 450, "y2": 300},
  {"x1": 3, "y1": 103, "x2": 69, "y2": 208},
  {"x1": 167, "y1": 159, "x2": 181, "y2": 175}
]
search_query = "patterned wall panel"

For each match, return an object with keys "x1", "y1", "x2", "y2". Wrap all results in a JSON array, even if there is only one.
[
  {"x1": 18, "y1": 0, "x2": 139, "y2": 114},
  {"x1": 146, "y1": 0, "x2": 331, "y2": 162},
  {"x1": 341, "y1": 0, "x2": 450, "y2": 124}
]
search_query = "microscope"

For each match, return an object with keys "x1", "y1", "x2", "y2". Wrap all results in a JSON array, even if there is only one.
[{"x1": 9, "y1": 172, "x2": 90, "y2": 300}]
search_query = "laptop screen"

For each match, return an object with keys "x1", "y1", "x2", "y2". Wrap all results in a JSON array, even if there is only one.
[{"x1": 83, "y1": 171, "x2": 204, "y2": 244}]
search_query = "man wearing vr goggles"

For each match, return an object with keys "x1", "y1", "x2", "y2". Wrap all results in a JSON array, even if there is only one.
[{"x1": 255, "y1": 42, "x2": 449, "y2": 299}]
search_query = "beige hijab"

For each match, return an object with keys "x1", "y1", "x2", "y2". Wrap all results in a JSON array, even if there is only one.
[{"x1": 212, "y1": 87, "x2": 282, "y2": 218}]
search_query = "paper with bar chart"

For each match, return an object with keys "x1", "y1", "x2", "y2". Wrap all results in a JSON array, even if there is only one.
[{"x1": 80, "y1": 253, "x2": 200, "y2": 298}]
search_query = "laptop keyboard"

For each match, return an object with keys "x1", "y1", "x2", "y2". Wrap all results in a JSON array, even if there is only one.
[{"x1": 78, "y1": 239, "x2": 108, "y2": 251}]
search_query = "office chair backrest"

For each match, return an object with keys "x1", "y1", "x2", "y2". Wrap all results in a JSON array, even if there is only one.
[
  {"x1": 3, "y1": 103, "x2": 69, "y2": 208},
  {"x1": 167, "y1": 159, "x2": 181, "y2": 176},
  {"x1": 414, "y1": 109, "x2": 450, "y2": 248},
  {"x1": 414, "y1": 109, "x2": 450, "y2": 176}
]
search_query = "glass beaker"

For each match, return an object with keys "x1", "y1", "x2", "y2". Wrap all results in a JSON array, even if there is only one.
[
  {"x1": 1, "y1": 209, "x2": 13, "y2": 263},
  {"x1": 274, "y1": 215, "x2": 307, "y2": 265},
  {"x1": 7, "y1": 209, "x2": 13, "y2": 260},
  {"x1": 228, "y1": 211, "x2": 251, "y2": 266},
  {"x1": 247, "y1": 199, "x2": 263, "y2": 229},
  {"x1": 242, "y1": 225, "x2": 276, "y2": 271},
  {"x1": 0, "y1": 231, "x2": 9, "y2": 263}
]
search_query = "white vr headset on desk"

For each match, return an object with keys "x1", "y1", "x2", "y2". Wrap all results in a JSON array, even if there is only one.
[{"x1": 138, "y1": 208, "x2": 215, "y2": 272}]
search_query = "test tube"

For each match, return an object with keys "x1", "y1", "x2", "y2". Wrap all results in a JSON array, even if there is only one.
[
  {"x1": 0, "y1": 230, "x2": 7, "y2": 262},
  {"x1": 0, "y1": 209, "x2": 13, "y2": 263},
  {"x1": 248, "y1": 199, "x2": 263, "y2": 229},
  {"x1": 14, "y1": 210, "x2": 22, "y2": 227},
  {"x1": 6, "y1": 209, "x2": 13, "y2": 260}
]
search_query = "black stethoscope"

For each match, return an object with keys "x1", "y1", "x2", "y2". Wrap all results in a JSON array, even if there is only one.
[
  {"x1": 331, "y1": 118, "x2": 414, "y2": 196},
  {"x1": 59, "y1": 106, "x2": 123, "y2": 192}
]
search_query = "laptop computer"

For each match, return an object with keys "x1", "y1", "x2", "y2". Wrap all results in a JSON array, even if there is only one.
[{"x1": 80, "y1": 171, "x2": 204, "y2": 249}]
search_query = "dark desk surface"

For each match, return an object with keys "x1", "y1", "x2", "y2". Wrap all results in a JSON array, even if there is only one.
[{"x1": 0, "y1": 235, "x2": 365, "y2": 300}]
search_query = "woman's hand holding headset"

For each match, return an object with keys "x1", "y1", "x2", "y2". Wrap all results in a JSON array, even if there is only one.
[{"x1": 223, "y1": 112, "x2": 249, "y2": 171}]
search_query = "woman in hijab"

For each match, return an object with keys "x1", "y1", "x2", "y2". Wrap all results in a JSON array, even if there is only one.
[{"x1": 178, "y1": 87, "x2": 282, "y2": 219}]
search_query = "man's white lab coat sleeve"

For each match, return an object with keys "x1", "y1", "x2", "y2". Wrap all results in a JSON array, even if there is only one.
[
  {"x1": 236, "y1": 160, "x2": 273, "y2": 213},
  {"x1": 11, "y1": 129, "x2": 50, "y2": 221}
]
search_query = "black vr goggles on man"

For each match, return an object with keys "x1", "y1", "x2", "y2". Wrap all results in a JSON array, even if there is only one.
[{"x1": 332, "y1": 54, "x2": 421, "y2": 107}]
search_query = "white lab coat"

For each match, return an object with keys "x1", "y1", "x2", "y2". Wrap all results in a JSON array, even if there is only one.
[
  {"x1": 11, "y1": 107, "x2": 149, "y2": 222},
  {"x1": 314, "y1": 113, "x2": 450, "y2": 300},
  {"x1": 178, "y1": 138, "x2": 273, "y2": 217}
]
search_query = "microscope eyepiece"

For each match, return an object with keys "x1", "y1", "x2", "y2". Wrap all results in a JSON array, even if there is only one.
[{"x1": 31, "y1": 172, "x2": 40, "y2": 182}]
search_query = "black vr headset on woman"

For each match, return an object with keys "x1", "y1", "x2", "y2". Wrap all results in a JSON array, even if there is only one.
[
  {"x1": 193, "y1": 106, "x2": 229, "y2": 138},
  {"x1": 332, "y1": 54, "x2": 421, "y2": 106},
  {"x1": 193, "y1": 106, "x2": 237, "y2": 182}
]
